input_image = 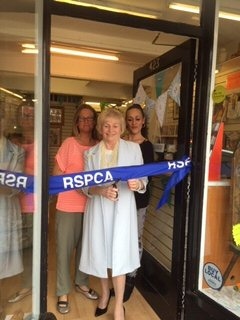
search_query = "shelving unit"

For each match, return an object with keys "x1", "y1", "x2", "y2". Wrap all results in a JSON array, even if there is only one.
[
  {"x1": 153, "y1": 113, "x2": 179, "y2": 160},
  {"x1": 214, "y1": 56, "x2": 240, "y2": 156}
]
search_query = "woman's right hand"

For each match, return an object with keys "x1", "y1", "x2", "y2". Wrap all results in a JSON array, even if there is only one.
[{"x1": 101, "y1": 184, "x2": 118, "y2": 201}]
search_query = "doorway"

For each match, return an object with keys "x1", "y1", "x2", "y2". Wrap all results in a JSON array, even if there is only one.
[
  {"x1": 0, "y1": 1, "x2": 210, "y2": 319},
  {"x1": 47, "y1": 10, "x2": 196, "y2": 318}
]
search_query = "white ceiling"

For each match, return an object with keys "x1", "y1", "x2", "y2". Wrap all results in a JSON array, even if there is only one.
[{"x1": 0, "y1": 0, "x2": 239, "y2": 104}]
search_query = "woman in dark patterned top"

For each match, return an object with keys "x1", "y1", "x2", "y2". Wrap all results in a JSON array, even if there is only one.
[{"x1": 123, "y1": 104, "x2": 154, "y2": 301}]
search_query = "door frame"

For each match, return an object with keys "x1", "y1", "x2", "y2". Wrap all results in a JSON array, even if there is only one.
[
  {"x1": 185, "y1": 1, "x2": 236, "y2": 319},
  {"x1": 133, "y1": 39, "x2": 196, "y2": 320},
  {"x1": 39, "y1": 1, "x2": 217, "y2": 318}
]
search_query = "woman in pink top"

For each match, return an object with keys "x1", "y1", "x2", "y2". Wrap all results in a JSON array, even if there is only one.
[
  {"x1": 8, "y1": 102, "x2": 35, "y2": 304},
  {"x1": 53, "y1": 104, "x2": 99, "y2": 314}
]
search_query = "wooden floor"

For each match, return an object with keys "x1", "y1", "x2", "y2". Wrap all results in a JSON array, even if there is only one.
[
  {"x1": 2, "y1": 201, "x2": 160, "y2": 319},
  {"x1": 47, "y1": 274, "x2": 160, "y2": 319},
  {"x1": 47, "y1": 201, "x2": 160, "y2": 319}
]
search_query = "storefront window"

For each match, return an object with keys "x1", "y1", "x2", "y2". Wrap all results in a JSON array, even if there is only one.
[
  {"x1": 198, "y1": 3, "x2": 240, "y2": 317},
  {"x1": 0, "y1": 1, "x2": 39, "y2": 319}
]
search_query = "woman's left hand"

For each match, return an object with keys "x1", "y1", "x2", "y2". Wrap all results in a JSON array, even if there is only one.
[{"x1": 127, "y1": 179, "x2": 143, "y2": 191}]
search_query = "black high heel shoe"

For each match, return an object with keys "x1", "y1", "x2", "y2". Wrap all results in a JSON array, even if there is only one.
[{"x1": 95, "y1": 291, "x2": 111, "y2": 317}]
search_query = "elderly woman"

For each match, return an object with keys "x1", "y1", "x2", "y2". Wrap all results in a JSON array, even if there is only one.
[
  {"x1": 80, "y1": 108, "x2": 147, "y2": 320},
  {"x1": 0, "y1": 104, "x2": 24, "y2": 315}
]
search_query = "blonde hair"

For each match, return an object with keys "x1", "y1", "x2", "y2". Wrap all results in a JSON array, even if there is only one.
[{"x1": 97, "y1": 108, "x2": 125, "y2": 135}]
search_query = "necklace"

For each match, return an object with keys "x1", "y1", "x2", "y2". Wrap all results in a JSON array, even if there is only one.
[{"x1": 100, "y1": 141, "x2": 119, "y2": 168}]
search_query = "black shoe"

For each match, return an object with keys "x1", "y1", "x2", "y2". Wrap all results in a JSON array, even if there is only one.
[
  {"x1": 95, "y1": 291, "x2": 111, "y2": 317},
  {"x1": 123, "y1": 276, "x2": 135, "y2": 302}
]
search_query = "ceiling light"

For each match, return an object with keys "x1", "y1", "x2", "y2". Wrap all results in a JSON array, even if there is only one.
[
  {"x1": 22, "y1": 44, "x2": 119, "y2": 61},
  {"x1": 85, "y1": 101, "x2": 101, "y2": 112},
  {"x1": 169, "y1": 2, "x2": 240, "y2": 21},
  {"x1": 51, "y1": 47, "x2": 118, "y2": 60},
  {"x1": 219, "y1": 11, "x2": 240, "y2": 22},
  {"x1": 85, "y1": 101, "x2": 100, "y2": 106},
  {"x1": 22, "y1": 48, "x2": 37, "y2": 54},
  {"x1": 169, "y1": 2, "x2": 199, "y2": 14},
  {"x1": 54, "y1": 0, "x2": 158, "y2": 19},
  {"x1": 22, "y1": 43, "x2": 36, "y2": 49},
  {"x1": 0, "y1": 87, "x2": 23, "y2": 99}
]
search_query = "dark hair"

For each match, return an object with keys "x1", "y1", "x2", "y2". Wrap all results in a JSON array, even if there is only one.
[
  {"x1": 125, "y1": 104, "x2": 148, "y2": 138},
  {"x1": 72, "y1": 103, "x2": 98, "y2": 140}
]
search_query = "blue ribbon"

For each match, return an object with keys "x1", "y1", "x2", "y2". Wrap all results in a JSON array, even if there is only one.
[{"x1": 0, "y1": 156, "x2": 191, "y2": 209}]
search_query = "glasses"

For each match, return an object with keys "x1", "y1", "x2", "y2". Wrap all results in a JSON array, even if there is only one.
[{"x1": 79, "y1": 117, "x2": 94, "y2": 122}]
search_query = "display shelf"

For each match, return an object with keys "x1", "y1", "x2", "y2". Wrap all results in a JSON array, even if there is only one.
[{"x1": 217, "y1": 55, "x2": 240, "y2": 74}]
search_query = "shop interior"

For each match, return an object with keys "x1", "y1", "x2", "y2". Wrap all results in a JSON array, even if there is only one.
[{"x1": 1, "y1": 1, "x2": 240, "y2": 319}]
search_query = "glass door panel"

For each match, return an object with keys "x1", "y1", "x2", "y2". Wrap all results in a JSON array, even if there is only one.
[
  {"x1": 133, "y1": 40, "x2": 196, "y2": 320},
  {"x1": 0, "y1": 2, "x2": 38, "y2": 318},
  {"x1": 140, "y1": 64, "x2": 181, "y2": 272}
]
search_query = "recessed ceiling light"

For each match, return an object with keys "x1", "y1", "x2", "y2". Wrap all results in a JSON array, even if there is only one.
[
  {"x1": 54, "y1": 0, "x2": 158, "y2": 19},
  {"x1": 169, "y1": 2, "x2": 240, "y2": 21},
  {"x1": 21, "y1": 44, "x2": 119, "y2": 61}
]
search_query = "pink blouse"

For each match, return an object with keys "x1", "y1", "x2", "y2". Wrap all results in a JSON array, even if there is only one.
[{"x1": 55, "y1": 137, "x2": 94, "y2": 213}]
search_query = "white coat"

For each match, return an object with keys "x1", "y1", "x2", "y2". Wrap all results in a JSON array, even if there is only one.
[
  {"x1": 79, "y1": 139, "x2": 147, "y2": 278},
  {"x1": 0, "y1": 137, "x2": 24, "y2": 279}
]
